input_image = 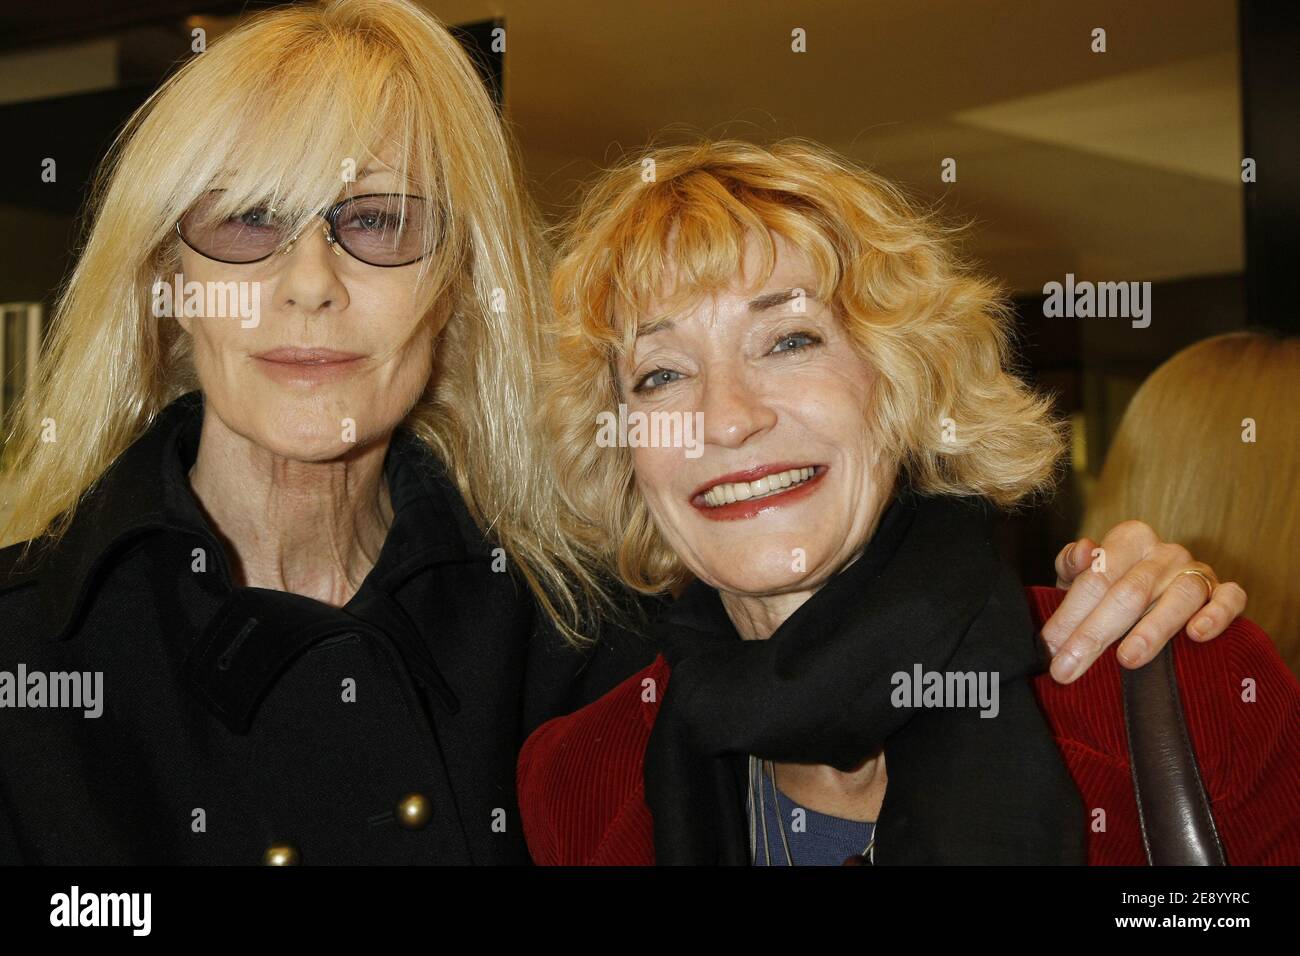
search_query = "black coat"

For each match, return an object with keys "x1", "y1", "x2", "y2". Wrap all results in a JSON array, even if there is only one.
[{"x1": 0, "y1": 392, "x2": 657, "y2": 864}]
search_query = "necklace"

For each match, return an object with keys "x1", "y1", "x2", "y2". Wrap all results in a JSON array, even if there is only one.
[{"x1": 746, "y1": 755, "x2": 875, "y2": 866}]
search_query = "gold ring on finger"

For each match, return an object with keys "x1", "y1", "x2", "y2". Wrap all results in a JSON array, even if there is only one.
[{"x1": 1174, "y1": 567, "x2": 1218, "y2": 604}]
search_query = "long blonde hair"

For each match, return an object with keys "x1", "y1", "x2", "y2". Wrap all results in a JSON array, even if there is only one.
[
  {"x1": 543, "y1": 138, "x2": 1066, "y2": 594},
  {"x1": 1083, "y1": 332, "x2": 1300, "y2": 673},
  {"x1": 1, "y1": 0, "x2": 612, "y2": 640}
]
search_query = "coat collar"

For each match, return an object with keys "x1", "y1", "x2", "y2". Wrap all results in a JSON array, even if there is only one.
[{"x1": 10, "y1": 390, "x2": 495, "y2": 646}]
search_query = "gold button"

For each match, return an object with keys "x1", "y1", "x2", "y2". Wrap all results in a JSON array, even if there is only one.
[
  {"x1": 263, "y1": 843, "x2": 300, "y2": 866},
  {"x1": 396, "y1": 793, "x2": 432, "y2": 830}
]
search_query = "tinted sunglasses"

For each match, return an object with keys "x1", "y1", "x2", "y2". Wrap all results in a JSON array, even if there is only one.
[{"x1": 176, "y1": 189, "x2": 435, "y2": 267}]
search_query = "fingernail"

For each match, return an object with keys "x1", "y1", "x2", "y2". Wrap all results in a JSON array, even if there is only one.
[
  {"x1": 1052, "y1": 652, "x2": 1079, "y2": 682},
  {"x1": 1191, "y1": 616, "x2": 1212, "y2": 638},
  {"x1": 1064, "y1": 542, "x2": 1077, "y2": 566},
  {"x1": 1119, "y1": 636, "x2": 1148, "y2": 666}
]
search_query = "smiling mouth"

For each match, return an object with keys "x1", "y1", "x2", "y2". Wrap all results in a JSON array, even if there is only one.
[
  {"x1": 688, "y1": 464, "x2": 828, "y2": 520},
  {"x1": 699, "y1": 466, "x2": 818, "y2": 507}
]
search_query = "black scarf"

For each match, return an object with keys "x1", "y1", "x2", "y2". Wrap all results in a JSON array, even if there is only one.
[{"x1": 643, "y1": 490, "x2": 1086, "y2": 864}]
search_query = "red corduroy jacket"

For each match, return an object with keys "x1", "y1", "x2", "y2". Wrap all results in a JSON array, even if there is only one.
[{"x1": 518, "y1": 586, "x2": 1300, "y2": 865}]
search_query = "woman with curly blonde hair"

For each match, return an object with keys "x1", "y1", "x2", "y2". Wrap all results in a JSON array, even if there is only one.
[{"x1": 518, "y1": 139, "x2": 1299, "y2": 865}]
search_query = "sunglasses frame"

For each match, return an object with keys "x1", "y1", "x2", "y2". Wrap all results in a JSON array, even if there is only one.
[{"x1": 175, "y1": 190, "x2": 434, "y2": 268}]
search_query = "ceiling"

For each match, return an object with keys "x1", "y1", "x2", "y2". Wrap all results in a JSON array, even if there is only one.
[
  {"x1": 431, "y1": 0, "x2": 1243, "y2": 293},
  {"x1": 0, "y1": 0, "x2": 1243, "y2": 294}
]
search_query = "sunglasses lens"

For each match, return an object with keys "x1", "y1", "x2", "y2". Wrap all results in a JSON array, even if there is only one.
[
  {"x1": 178, "y1": 192, "x2": 287, "y2": 263},
  {"x1": 334, "y1": 195, "x2": 433, "y2": 266},
  {"x1": 177, "y1": 192, "x2": 436, "y2": 266}
]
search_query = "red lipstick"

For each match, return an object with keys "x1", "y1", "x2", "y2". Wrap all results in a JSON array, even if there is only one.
[{"x1": 690, "y1": 463, "x2": 828, "y2": 521}]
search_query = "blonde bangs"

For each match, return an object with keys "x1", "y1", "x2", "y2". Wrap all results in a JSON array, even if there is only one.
[
  {"x1": 590, "y1": 166, "x2": 842, "y2": 359},
  {"x1": 141, "y1": 9, "x2": 465, "y2": 309}
]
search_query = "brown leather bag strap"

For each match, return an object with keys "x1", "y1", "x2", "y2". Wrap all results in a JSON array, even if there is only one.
[{"x1": 1121, "y1": 639, "x2": 1227, "y2": 865}]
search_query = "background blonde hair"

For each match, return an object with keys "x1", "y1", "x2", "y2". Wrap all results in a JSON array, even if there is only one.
[
  {"x1": 1083, "y1": 332, "x2": 1300, "y2": 673},
  {"x1": 543, "y1": 138, "x2": 1067, "y2": 594},
  {"x1": 1, "y1": 0, "x2": 613, "y2": 641}
]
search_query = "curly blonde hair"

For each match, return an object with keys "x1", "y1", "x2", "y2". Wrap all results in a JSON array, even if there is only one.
[{"x1": 543, "y1": 138, "x2": 1066, "y2": 595}]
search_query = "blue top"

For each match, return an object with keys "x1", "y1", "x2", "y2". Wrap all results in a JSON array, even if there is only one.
[{"x1": 751, "y1": 784, "x2": 876, "y2": 866}]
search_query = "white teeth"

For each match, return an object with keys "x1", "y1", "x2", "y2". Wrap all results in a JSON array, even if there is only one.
[{"x1": 700, "y1": 467, "x2": 817, "y2": 507}]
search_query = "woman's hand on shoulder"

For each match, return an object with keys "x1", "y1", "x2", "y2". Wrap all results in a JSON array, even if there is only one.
[{"x1": 1041, "y1": 520, "x2": 1248, "y2": 683}]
